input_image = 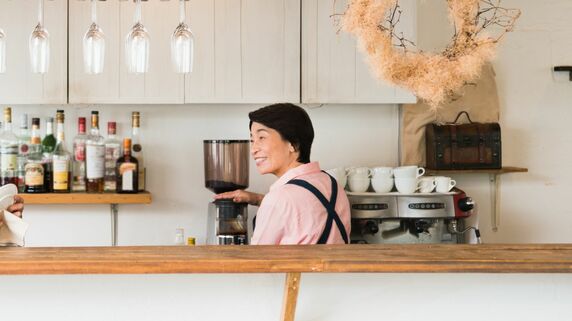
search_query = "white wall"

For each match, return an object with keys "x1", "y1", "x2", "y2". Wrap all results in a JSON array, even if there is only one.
[
  {"x1": 15, "y1": 104, "x2": 399, "y2": 246},
  {"x1": 13, "y1": 0, "x2": 572, "y2": 245},
  {"x1": 416, "y1": 0, "x2": 572, "y2": 243},
  {"x1": 1, "y1": 273, "x2": 571, "y2": 321}
]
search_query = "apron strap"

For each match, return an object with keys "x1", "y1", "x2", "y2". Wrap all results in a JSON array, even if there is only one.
[{"x1": 287, "y1": 173, "x2": 349, "y2": 244}]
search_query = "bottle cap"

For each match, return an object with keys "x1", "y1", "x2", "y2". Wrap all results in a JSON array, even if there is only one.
[
  {"x1": 20, "y1": 114, "x2": 28, "y2": 129},
  {"x1": 32, "y1": 118, "x2": 40, "y2": 127},
  {"x1": 108, "y1": 121, "x2": 117, "y2": 135},
  {"x1": 123, "y1": 138, "x2": 132, "y2": 150},
  {"x1": 187, "y1": 237, "x2": 196, "y2": 246}
]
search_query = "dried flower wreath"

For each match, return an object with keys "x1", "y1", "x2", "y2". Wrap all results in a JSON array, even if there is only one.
[{"x1": 341, "y1": 0, "x2": 521, "y2": 107}]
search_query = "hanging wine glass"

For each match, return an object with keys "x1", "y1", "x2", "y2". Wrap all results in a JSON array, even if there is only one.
[
  {"x1": 125, "y1": 0, "x2": 149, "y2": 74},
  {"x1": 83, "y1": 0, "x2": 105, "y2": 74},
  {"x1": 0, "y1": 28, "x2": 6, "y2": 74},
  {"x1": 171, "y1": 0, "x2": 194, "y2": 73},
  {"x1": 29, "y1": 0, "x2": 50, "y2": 74}
]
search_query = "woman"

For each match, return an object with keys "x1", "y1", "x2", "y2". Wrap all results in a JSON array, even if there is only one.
[
  {"x1": 215, "y1": 103, "x2": 351, "y2": 245},
  {"x1": 0, "y1": 196, "x2": 26, "y2": 246}
]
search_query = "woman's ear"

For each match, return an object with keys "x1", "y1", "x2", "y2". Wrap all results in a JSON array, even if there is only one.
[{"x1": 288, "y1": 143, "x2": 296, "y2": 153}]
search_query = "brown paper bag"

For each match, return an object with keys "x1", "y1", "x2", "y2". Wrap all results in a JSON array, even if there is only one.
[{"x1": 400, "y1": 63, "x2": 501, "y2": 166}]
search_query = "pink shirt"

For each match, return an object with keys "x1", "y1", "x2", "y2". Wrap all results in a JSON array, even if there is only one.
[{"x1": 251, "y1": 162, "x2": 351, "y2": 245}]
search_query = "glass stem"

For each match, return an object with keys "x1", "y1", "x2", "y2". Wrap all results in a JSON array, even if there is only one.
[
  {"x1": 91, "y1": 0, "x2": 97, "y2": 24},
  {"x1": 38, "y1": 0, "x2": 44, "y2": 26},
  {"x1": 135, "y1": 0, "x2": 142, "y2": 24},
  {"x1": 179, "y1": 0, "x2": 185, "y2": 24}
]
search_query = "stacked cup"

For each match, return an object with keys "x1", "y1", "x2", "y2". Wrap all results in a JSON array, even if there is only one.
[
  {"x1": 393, "y1": 166, "x2": 425, "y2": 193},
  {"x1": 325, "y1": 167, "x2": 349, "y2": 190},
  {"x1": 347, "y1": 167, "x2": 372, "y2": 193},
  {"x1": 371, "y1": 167, "x2": 394, "y2": 193}
]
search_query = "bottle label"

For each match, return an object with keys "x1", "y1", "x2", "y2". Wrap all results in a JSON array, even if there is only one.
[
  {"x1": 1, "y1": 153, "x2": 17, "y2": 172},
  {"x1": 74, "y1": 142, "x2": 86, "y2": 161},
  {"x1": 120, "y1": 163, "x2": 137, "y2": 191},
  {"x1": 53, "y1": 159, "x2": 69, "y2": 190},
  {"x1": 86, "y1": 145, "x2": 105, "y2": 179},
  {"x1": 25, "y1": 163, "x2": 44, "y2": 187}
]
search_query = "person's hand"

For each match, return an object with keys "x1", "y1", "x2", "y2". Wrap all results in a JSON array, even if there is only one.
[
  {"x1": 7, "y1": 195, "x2": 24, "y2": 219},
  {"x1": 214, "y1": 190, "x2": 264, "y2": 206}
]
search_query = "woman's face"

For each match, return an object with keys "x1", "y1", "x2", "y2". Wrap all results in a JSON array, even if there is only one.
[{"x1": 250, "y1": 122, "x2": 300, "y2": 177}]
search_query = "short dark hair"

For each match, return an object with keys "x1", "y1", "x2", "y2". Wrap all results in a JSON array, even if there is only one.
[{"x1": 249, "y1": 103, "x2": 314, "y2": 164}]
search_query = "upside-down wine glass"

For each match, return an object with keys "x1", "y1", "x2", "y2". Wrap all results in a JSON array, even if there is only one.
[
  {"x1": 83, "y1": 0, "x2": 105, "y2": 74},
  {"x1": 125, "y1": 0, "x2": 149, "y2": 74},
  {"x1": 0, "y1": 28, "x2": 6, "y2": 73},
  {"x1": 171, "y1": 0, "x2": 194, "y2": 73},
  {"x1": 29, "y1": 0, "x2": 50, "y2": 74}
]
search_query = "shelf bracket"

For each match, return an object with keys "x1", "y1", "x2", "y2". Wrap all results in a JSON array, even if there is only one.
[
  {"x1": 489, "y1": 174, "x2": 501, "y2": 232},
  {"x1": 111, "y1": 204, "x2": 119, "y2": 246}
]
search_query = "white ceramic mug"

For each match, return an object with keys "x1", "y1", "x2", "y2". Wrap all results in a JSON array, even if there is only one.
[
  {"x1": 326, "y1": 167, "x2": 349, "y2": 189},
  {"x1": 371, "y1": 177, "x2": 394, "y2": 193},
  {"x1": 393, "y1": 166, "x2": 425, "y2": 179},
  {"x1": 347, "y1": 167, "x2": 373, "y2": 179},
  {"x1": 394, "y1": 177, "x2": 420, "y2": 194},
  {"x1": 371, "y1": 166, "x2": 393, "y2": 178},
  {"x1": 435, "y1": 176, "x2": 456, "y2": 193},
  {"x1": 348, "y1": 176, "x2": 371, "y2": 193},
  {"x1": 418, "y1": 177, "x2": 436, "y2": 193}
]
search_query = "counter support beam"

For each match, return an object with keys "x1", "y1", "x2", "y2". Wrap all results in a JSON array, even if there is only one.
[
  {"x1": 281, "y1": 272, "x2": 301, "y2": 321},
  {"x1": 111, "y1": 204, "x2": 118, "y2": 246}
]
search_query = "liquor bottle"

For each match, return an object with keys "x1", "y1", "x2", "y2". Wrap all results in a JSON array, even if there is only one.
[
  {"x1": 72, "y1": 117, "x2": 87, "y2": 192},
  {"x1": 16, "y1": 114, "x2": 30, "y2": 192},
  {"x1": 52, "y1": 111, "x2": 71, "y2": 193},
  {"x1": 42, "y1": 117, "x2": 56, "y2": 192},
  {"x1": 131, "y1": 111, "x2": 145, "y2": 191},
  {"x1": 116, "y1": 138, "x2": 138, "y2": 193},
  {"x1": 85, "y1": 111, "x2": 105, "y2": 193},
  {"x1": 0, "y1": 107, "x2": 19, "y2": 186},
  {"x1": 104, "y1": 121, "x2": 121, "y2": 192},
  {"x1": 24, "y1": 118, "x2": 45, "y2": 193}
]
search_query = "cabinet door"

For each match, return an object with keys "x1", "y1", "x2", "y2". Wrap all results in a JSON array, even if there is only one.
[
  {"x1": 185, "y1": 0, "x2": 300, "y2": 104},
  {"x1": 302, "y1": 0, "x2": 417, "y2": 104},
  {"x1": 69, "y1": 0, "x2": 184, "y2": 104},
  {"x1": 0, "y1": 0, "x2": 67, "y2": 104}
]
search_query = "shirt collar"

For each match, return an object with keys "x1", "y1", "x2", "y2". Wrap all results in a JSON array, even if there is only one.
[{"x1": 269, "y1": 162, "x2": 321, "y2": 191}]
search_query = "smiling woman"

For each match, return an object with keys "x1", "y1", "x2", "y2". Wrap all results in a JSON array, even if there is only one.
[{"x1": 214, "y1": 103, "x2": 351, "y2": 245}]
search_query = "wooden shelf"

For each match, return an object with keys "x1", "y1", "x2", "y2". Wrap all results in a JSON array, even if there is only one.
[
  {"x1": 0, "y1": 244, "x2": 571, "y2": 275},
  {"x1": 18, "y1": 192, "x2": 152, "y2": 205},
  {"x1": 426, "y1": 166, "x2": 528, "y2": 175}
]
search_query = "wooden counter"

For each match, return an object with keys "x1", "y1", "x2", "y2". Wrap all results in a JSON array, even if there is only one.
[{"x1": 1, "y1": 244, "x2": 571, "y2": 275}]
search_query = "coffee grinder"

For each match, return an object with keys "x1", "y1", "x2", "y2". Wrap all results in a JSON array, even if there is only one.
[{"x1": 204, "y1": 140, "x2": 250, "y2": 245}]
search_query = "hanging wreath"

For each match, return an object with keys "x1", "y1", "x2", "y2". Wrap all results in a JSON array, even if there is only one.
[{"x1": 341, "y1": 0, "x2": 520, "y2": 108}]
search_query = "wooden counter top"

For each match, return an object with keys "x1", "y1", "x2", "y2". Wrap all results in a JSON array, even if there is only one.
[{"x1": 1, "y1": 244, "x2": 571, "y2": 275}]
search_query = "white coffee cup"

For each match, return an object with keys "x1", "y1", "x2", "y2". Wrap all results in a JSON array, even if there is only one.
[
  {"x1": 347, "y1": 167, "x2": 372, "y2": 179},
  {"x1": 348, "y1": 176, "x2": 371, "y2": 193},
  {"x1": 394, "y1": 177, "x2": 420, "y2": 194},
  {"x1": 393, "y1": 166, "x2": 425, "y2": 179},
  {"x1": 435, "y1": 176, "x2": 456, "y2": 193},
  {"x1": 371, "y1": 166, "x2": 393, "y2": 178},
  {"x1": 326, "y1": 167, "x2": 349, "y2": 189},
  {"x1": 418, "y1": 177, "x2": 436, "y2": 193},
  {"x1": 371, "y1": 177, "x2": 394, "y2": 193}
]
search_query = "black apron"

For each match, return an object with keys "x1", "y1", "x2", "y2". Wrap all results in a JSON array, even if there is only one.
[{"x1": 254, "y1": 171, "x2": 349, "y2": 244}]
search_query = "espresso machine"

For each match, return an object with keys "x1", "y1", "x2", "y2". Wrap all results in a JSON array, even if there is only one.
[
  {"x1": 204, "y1": 140, "x2": 250, "y2": 245},
  {"x1": 348, "y1": 188, "x2": 480, "y2": 244}
]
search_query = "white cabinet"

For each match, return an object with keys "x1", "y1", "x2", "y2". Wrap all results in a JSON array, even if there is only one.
[
  {"x1": 69, "y1": 0, "x2": 184, "y2": 104},
  {"x1": 302, "y1": 0, "x2": 417, "y2": 104},
  {"x1": 185, "y1": 0, "x2": 300, "y2": 104},
  {"x1": 0, "y1": 0, "x2": 67, "y2": 104}
]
